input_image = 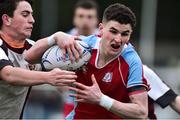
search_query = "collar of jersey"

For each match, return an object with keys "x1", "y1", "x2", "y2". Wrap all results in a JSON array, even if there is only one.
[{"x1": 0, "y1": 33, "x2": 25, "y2": 48}]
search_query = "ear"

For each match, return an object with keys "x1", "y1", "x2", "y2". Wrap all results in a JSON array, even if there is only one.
[
  {"x1": 126, "y1": 30, "x2": 133, "y2": 43},
  {"x1": 2, "y1": 14, "x2": 12, "y2": 26},
  {"x1": 98, "y1": 23, "x2": 104, "y2": 36}
]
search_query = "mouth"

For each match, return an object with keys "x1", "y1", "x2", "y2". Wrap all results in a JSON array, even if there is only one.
[
  {"x1": 26, "y1": 28, "x2": 33, "y2": 32},
  {"x1": 111, "y1": 44, "x2": 121, "y2": 50},
  {"x1": 27, "y1": 26, "x2": 33, "y2": 30}
]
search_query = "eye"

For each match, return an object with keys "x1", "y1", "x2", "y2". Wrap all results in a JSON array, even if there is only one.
[
  {"x1": 87, "y1": 15, "x2": 92, "y2": 19},
  {"x1": 110, "y1": 29, "x2": 118, "y2": 34},
  {"x1": 87, "y1": 15, "x2": 94, "y2": 19},
  {"x1": 22, "y1": 13, "x2": 28, "y2": 17},
  {"x1": 78, "y1": 14, "x2": 84, "y2": 18},
  {"x1": 121, "y1": 32, "x2": 129, "y2": 36},
  {"x1": 21, "y1": 12, "x2": 30, "y2": 17}
]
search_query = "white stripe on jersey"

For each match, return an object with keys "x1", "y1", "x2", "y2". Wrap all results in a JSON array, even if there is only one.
[
  {"x1": 143, "y1": 65, "x2": 170, "y2": 101},
  {"x1": 94, "y1": 37, "x2": 100, "y2": 49},
  {"x1": 0, "y1": 48, "x2": 9, "y2": 60}
]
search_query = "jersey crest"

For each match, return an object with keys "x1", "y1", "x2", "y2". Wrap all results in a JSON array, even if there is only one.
[{"x1": 102, "y1": 72, "x2": 113, "y2": 82}]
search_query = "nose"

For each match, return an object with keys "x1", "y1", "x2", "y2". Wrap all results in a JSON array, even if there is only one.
[
  {"x1": 114, "y1": 33, "x2": 122, "y2": 43},
  {"x1": 29, "y1": 14, "x2": 35, "y2": 24}
]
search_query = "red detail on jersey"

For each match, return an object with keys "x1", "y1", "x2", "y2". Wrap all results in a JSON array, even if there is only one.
[
  {"x1": 142, "y1": 68, "x2": 151, "y2": 91},
  {"x1": 63, "y1": 103, "x2": 74, "y2": 118},
  {"x1": 74, "y1": 49, "x2": 131, "y2": 119},
  {"x1": 148, "y1": 97, "x2": 157, "y2": 119}
]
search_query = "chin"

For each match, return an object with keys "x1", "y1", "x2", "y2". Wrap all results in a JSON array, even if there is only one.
[
  {"x1": 108, "y1": 50, "x2": 120, "y2": 57},
  {"x1": 25, "y1": 32, "x2": 32, "y2": 38}
]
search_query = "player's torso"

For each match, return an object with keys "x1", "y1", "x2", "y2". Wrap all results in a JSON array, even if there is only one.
[
  {"x1": 0, "y1": 37, "x2": 32, "y2": 118},
  {"x1": 75, "y1": 49, "x2": 130, "y2": 119}
]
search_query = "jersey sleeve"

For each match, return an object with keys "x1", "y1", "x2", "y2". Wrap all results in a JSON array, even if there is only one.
[
  {"x1": 143, "y1": 65, "x2": 177, "y2": 108},
  {"x1": 81, "y1": 35, "x2": 100, "y2": 49},
  {"x1": 0, "y1": 47, "x2": 13, "y2": 70},
  {"x1": 122, "y1": 44, "x2": 149, "y2": 95}
]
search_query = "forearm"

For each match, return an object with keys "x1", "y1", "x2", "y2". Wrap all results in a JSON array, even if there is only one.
[
  {"x1": 170, "y1": 96, "x2": 180, "y2": 114},
  {"x1": 25, "y1": 31, "x2": 72, "y2": 64},
  {"x1": 110, "y1": 99, "x2": 148, "y2": 118},
  {"x1": 25, "y1": 37, "x2": 51, "y2": 64},
  {"x1": 99, "y1": 92, "x2": 148, "y2": 119},
  {"x1": 1, "y1": 66, "x2": 48, "y2": 86}
]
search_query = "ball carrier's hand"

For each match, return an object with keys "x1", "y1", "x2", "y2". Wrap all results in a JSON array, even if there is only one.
[
  {"x1": 53, "y1": 32, "x2": 82, "y2": 63},
  {"x1": 68, "y1": 74, "x2": 103, "y2": 104}
]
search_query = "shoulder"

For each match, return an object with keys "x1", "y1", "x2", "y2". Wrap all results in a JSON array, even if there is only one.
[
  {"x1": 82, "y1": 35, "x2": 101, "y2": 49},
  {"x1": 121, "y1": 43, "x2": 142, "y2": 67},
  {"x1": 24, "y1": 39, "x2": 35, "y2": 50},
  {"x1": 0, "y1": 38, "x2": 8, "y2": 55},
  {"x1": 26, "y1": 39, "x2": 35, "y2": 45}
]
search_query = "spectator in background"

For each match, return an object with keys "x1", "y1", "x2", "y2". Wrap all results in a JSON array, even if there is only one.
[{"x1": 68, "y1": 0, "x2": 99, "y2": 36}]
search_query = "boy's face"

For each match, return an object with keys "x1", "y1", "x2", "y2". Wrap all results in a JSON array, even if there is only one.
[
  {"x1": 99, "y1": 20, "x2": 132, "y2": 57},
  {"x1": 7, "y1": 1, "x2": 34, "y2": 39},
  {"x1": 73, "y1": 7, "x2": 98, "y2": 35}
]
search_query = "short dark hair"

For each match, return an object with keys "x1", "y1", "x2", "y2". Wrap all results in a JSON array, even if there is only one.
[
  {"x1": 0, "y1": 0, "x2": 33, "y2": 29},
  {"x1": 74, "y1": 0, "x2": 99, "y2": 15},
  {"x1": 103, "y1": 3, "x2": 136, "y2": 29}
]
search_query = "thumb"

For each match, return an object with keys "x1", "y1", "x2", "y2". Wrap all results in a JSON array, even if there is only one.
[{"x1": 91, "y1": 74, "x2": 97, "y2": 85}]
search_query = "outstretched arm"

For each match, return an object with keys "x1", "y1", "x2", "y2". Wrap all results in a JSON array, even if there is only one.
[
  {"x1": 25, "y1": 31, "x2": 82, "y2": 64},
  {"x1": 170, "y1": 96, "x2": 180, "y2": 114},
  {"x1": 143, "y1": 65, "x2": 180, "y2": 114},
  {"x1": 0, "y1": 65, "x2": 77, "y2": 86}
]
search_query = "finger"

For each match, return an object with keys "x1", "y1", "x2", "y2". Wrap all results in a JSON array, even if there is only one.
[
  {"x1": 69, "y1": 93, "x2": 85, "y2": 100},
  {"x1": 57, "y1": 74, "x2": 77, "y2": 79},
  {"x1": 55, "y1": 83, "x2": 70, "y2": 86},
  {"x1": 74, "y1": 41, "x2": 83, "y2": 58},
  {"x1": 67, "y1": 46, "x2": 74, "y2": 63},
  {"x1": 67, "y1": 86, "x2": 87, "y2": 95},
  {"x1": 73, "y1": 82, "x2": 87, "y2": 90},
  {"x1": 55, "y1": 79, "x2": 76, "y2": 84},
  {"x1": 60, "y1": 70, "x2": 76, "y2": 75},
  {"x1": 70, "y1": 42, "x2": 80, "y2": 62},
  {"x1": 75, "y1": 99, "x2": 85, "y2": 103},
  {"x1": 91, "y1": 74, "x2": 97, "y2": 85},
  {"x1": 61, "y1": 46, "x2": 67, "y2": 61}
]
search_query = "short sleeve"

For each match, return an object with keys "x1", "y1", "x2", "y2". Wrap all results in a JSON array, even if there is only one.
[
  {"x1": 82, "y1": 35, "x2": 100, "y2": 49},
  {"x1": 121, "y1": 44, "x2": 149, "y2": 95},
  {"x1": 0, "y1": 47, "x2": 13, "y2": 70}
]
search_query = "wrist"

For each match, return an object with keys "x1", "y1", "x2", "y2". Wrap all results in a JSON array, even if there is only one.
[
  {"x1": 41, "y1": 71, "x2": 51, "y2": 84},
  {"x1": 47, "y1": 34, "x2": 55, "y2": 46},
  {"x1": 99, "y1": 94, "x2": 114, "y2": 110}
]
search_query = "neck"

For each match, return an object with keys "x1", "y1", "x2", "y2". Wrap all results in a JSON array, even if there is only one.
[
  {"x1": 79, "y1": 29, "x2": 95, "y2": 36},
  {"x1": 97, "y1": 44, "x2": 118, "y2": 67},
  {"x1": 1, "y1": 27, "x2": 26, "y2": 41},
  {"x1": 0, "y1": 30, "x2": 26, "y2": 48}
]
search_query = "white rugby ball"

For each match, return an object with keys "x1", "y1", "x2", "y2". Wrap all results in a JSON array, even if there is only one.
[{"x1": 42, "y1": 40, "x2": 91, "y2": 71}]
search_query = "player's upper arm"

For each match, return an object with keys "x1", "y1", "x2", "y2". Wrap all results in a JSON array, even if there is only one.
[
  {"x1": 121, "y1": 44, "x2": 149, "y2": 95},
  {"x1": 129, "y1": 91, "x2": 148, "y2": 105},
  {"x1": 0, "y1": 47, "x2": 13, "y2": 79},
  {"x1": 0, "y1": 48, "x2": 13, "y2": 69},
  {"x1": 129, "y1": 91, "x2": 148, "y2": 114}
]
